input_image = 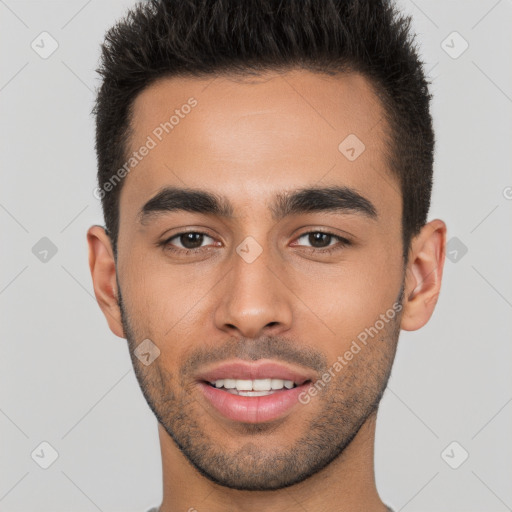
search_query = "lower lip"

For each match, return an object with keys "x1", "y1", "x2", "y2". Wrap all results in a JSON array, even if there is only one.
[{"x1": 198, "y1": 382, "x2": 310, "y2": 423}]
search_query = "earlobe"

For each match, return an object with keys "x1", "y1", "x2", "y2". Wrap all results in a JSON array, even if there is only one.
[
  {"x1": 86, "y1": 225, "x2": 125, "y2": 338},
  {"x1": 401, "y1": 219, "x2": 447, "y2": 331}
]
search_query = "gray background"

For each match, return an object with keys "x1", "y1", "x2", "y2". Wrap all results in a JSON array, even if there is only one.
[{"x1": 1, "y1": 0, "x2": 511, "y2": 511}]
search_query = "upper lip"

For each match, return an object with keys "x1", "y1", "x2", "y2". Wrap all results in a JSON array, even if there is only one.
[{"x1": 195, "y1": 360, "x2": 315, "y2": 386}]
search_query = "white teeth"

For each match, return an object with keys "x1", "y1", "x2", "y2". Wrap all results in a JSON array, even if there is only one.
[
  {"x1": 230, "y1": 390, "x2": 274, "y2": 397},
  {"x1": 235, "y1": 379, "x2": 253, "y2": 391},
  {"x1": 270, "y1": 378, "x2": 284, "y2": 390},
  {"x1": 253, "y1": 378, "x2": 272, "y2": 391},
  {"x1": 223, "y1": 379, "x2": 236, "y2": 389},
  {"x1": 211, "y1": 378, "x2": 297, "y2": 391}
]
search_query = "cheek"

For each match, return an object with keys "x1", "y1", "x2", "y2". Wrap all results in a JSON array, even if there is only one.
[
  {"x1": 125, "y1": 258, "x2": 212, "y2": 342},
  {"x1": 292, "y1": 255, "x2": 402, "y2": 345},
  {"x1": 118, "y1": 254, "x2": 170, "y2": 337}
]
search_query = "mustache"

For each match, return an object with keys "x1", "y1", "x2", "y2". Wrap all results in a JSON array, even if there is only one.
[{"x1": 180, "y1": 335, "x2": 328, "y2": 379}]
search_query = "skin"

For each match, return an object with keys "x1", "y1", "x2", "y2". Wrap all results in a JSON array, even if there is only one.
[{"x1": 87, "y1": 69, "x2": 446, "y2": 512}]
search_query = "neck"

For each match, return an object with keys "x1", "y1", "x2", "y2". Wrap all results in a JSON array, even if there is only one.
[{"x1": 156, "y1": 410, "x2": 389, "y2": 512}]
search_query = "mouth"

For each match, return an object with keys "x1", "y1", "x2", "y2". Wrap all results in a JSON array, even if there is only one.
[
  {"x1": 204, "y1": 377, "x2": 307, "y2": 396},
  {"x1": 195, "y1": 360, "x2": 315, "y2": 423}
]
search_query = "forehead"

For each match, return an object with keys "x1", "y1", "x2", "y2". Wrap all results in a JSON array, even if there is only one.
[{"x1": 120, "y1": 69, "x2": 400, "y2": 226}]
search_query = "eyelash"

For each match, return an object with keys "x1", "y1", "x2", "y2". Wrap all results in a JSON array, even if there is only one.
[{"x1": 158, "y1": 230, "x2": 351, "y2": 256}]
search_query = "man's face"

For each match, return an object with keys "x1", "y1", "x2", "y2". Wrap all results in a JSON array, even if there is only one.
[{"x1": 115, "y1": 70, "x2": 405, "y2": 490}]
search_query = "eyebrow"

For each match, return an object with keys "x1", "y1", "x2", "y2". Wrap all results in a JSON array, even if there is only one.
[{"x1": 137, "y1": 185, "x2": 378, "y2": 225}]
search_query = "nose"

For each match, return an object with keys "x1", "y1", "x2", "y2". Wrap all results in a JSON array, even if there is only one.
[{"x1": 214, "y1": 245, "x2": 293, "y2": 339}]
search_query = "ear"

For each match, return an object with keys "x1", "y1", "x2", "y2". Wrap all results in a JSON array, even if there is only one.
[
  {"x1": 401, "y1": 219, "x2": 447, "y2": 331},
  {"x1": 86, "y1": 225, "x2": 125, "y2": 338}
]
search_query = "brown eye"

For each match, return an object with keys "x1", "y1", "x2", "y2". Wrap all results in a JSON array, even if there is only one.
[
  {"x1": 295, "y1": 231, "x2": 348, "y2": 249},
  {"x1": 162, "y1": 232, "x2": 215, "y2": 251},
  {"x1": 306, "y1": 232, "x2": 334, "y2": 248},
  {"x1": 178, "y1": 232, "x2": 205, "y2": 249}
]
